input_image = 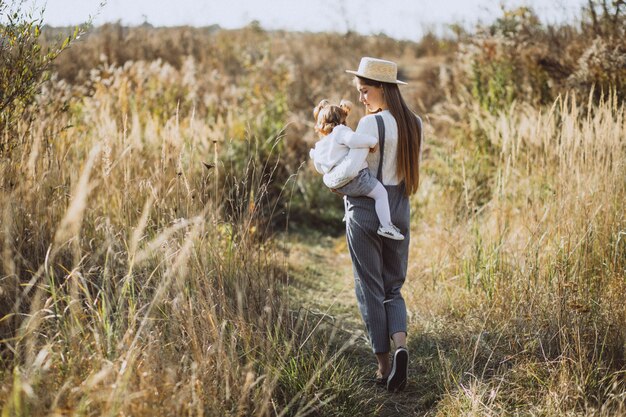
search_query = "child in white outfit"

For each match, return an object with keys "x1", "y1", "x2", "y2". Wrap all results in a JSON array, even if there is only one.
[{"x1": 309, "y1": 99, "x2": 404, "y2": 240}]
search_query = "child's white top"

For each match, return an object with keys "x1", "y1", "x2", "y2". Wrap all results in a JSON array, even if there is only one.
[{"x1": 309, "y1": 124, "x2": 377, "y2": 175}]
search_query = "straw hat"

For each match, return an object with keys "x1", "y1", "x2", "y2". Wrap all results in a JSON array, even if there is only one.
[{"x1": 346, "y1": 57, "x2": 407, "y2": 85}]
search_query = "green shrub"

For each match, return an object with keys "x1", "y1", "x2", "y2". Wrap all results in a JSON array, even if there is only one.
[{"x1": 0, "y1": 0, "x2": 85, "y2": 157}]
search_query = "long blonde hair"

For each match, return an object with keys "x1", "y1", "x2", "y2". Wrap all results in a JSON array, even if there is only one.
[{"x1": 357, "y1": 76, "x2": 421, "y2": 195}]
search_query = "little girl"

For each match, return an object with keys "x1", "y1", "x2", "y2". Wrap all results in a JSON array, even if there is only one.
[{"x1": 309, "y1": 99, "x2": 404, "y2": 240}]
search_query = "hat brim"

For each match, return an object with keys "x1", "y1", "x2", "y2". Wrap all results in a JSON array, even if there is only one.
[{"x1": 345, "y1": 70, "x2": 408, "y2": 85}]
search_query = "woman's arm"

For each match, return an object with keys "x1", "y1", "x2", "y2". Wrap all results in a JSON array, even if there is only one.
[
  {"x1": 341, "y1": 131, "x2": 378, "y2": 148},
  {"x1": 322, "y1": 147, "x2": 369, "y2": 189},
  {"x1": 335, "y1": 125, "x2": 377, "y2": 149}
]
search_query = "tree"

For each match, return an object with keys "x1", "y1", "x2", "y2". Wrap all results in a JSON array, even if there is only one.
[{"x1": 584, "y1": 0, "x2": 625, "y2": 38}]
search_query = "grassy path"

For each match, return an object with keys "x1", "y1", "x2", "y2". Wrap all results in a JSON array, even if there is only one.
[
  {"x1": 280, "y1": 56, "x2": 451, "y2": 416},
  {"x1": 285, "y1": 229, "x2": 441, "y2": 416}
]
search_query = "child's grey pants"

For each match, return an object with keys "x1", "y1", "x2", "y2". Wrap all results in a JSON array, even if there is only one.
[{"x1": 345, "y1": 184, "x2": 409, "y2": 354}]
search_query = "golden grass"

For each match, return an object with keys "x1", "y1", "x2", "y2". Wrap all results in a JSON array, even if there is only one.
[
  {"x1": 405, "y1": 92, "x2": 625, "y2": 415},
  {"x1": 0, "y1": 49, "x2": 363, "y2": 415},
  {"x1": 1, "y1": 22, "x2": 624, "y2": 416}
]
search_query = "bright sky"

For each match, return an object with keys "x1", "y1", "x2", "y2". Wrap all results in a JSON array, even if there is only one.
[{"x1": 21, "y1": 0, "x2": 587, "y2": 40}]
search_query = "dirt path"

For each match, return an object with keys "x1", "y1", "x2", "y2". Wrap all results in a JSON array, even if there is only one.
[
  {"x1": 286, "y1": 230, "x2": 439, "y2": 416},
  {"x1": 282, "y1": 56, "x2": 447, "y2": 416}
]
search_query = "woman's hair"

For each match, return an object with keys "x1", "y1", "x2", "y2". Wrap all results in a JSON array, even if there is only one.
[
  {"x1": 313, "y1": 99, "x2": 353, "y2": 136},
  {"x1": 357, "y1": 76, "x2": 421, "y2": 196}
]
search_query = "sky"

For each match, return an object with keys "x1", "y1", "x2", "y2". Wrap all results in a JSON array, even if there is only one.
[{"x1": 19, "y1": 0, "x2": 588, "y2": 41}]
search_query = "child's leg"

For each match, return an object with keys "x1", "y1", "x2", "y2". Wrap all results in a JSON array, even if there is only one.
[{"x1": 366, "y1": 182, "x2": 392, "y2": 227}]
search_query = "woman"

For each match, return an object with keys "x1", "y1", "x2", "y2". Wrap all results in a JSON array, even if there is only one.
[{"x1": 342, "y1": 57, "x2": 422, "y2": 392}]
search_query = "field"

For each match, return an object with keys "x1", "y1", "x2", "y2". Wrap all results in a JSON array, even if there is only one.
[{"x1": 1, "y1": 3, "x2": 625, "y2": 416}]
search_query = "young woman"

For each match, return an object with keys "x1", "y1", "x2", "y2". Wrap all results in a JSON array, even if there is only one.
[
  {"x1": 342, "y1": 57, "x2": 422, "y2": 392},
  {"x1": 309, "y1": 99, "x2": 404, "y2": 240}
]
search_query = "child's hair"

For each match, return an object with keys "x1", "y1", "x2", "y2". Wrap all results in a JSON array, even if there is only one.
[{"x1": 313, "y1": 99, "x2": 353, "y2": 136}]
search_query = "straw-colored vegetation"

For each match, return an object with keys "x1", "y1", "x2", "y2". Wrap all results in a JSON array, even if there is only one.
[{"x1": 1, "y1": 1, "x2": 624, "y2": 415}]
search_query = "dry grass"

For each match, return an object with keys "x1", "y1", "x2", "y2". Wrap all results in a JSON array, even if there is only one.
[
  {"x1": 0, "y1": 33, "x2": 365, "y2": 414},
  {"x1": 405, "y1": 92, "x2": 626, "y2": 415},
  {"x1": 1, "y1": 16, "x2": 625, "y2": 416}
]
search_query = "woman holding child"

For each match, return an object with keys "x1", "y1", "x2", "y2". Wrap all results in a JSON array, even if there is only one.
[{"x1": 310, "y1": 57, "x2": 422, "y2": 392}]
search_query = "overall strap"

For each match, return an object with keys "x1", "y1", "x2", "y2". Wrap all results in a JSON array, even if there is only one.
[{"x1": 375, "y1": 114, "x2": 385, "y2": 182}]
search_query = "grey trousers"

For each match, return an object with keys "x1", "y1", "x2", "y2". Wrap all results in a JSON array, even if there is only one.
[{"x1": 345, "y1": 184, "x2": 410, "y2": 354}]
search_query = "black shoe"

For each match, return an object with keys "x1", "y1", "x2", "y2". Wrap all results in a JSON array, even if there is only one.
[{"x1": 387, "y1": 347, "x2": 408, "y2": 392}]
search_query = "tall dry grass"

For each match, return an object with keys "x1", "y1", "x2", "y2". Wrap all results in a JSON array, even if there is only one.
[
  {"x1": 406, "y1": 91, "x2": 625, "y2": 415},
  {"x1": 0, "y1": 49, "x2": 366, "y2": 415},
  {"x1": 2, "y1": 11, "x2": 625, "y2": 415}
]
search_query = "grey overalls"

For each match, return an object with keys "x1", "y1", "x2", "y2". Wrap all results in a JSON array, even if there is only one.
[{"x1": 344, "y1": 115, "x2": 411, "y2": 354}]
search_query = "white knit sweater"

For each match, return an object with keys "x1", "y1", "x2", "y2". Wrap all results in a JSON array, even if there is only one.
[{"x1": 356, "y1": 110, "x2": 423, "y2": 186}]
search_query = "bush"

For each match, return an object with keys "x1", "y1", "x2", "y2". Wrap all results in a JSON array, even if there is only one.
[
  {"x1": 0, "y1": 0, "x2": 84, "y2": 157},
  {"x1": 457, "y1": 3, "x2": 626, "y2": 113}
]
